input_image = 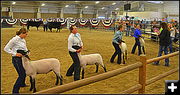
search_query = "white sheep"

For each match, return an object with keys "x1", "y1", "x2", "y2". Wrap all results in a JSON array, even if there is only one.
[
  {"x1": 78, "y1": 53, "x2": 107, "y2": 79},
  {"x1": 20, "y1": 51, "x2": 63, "y2": 93},
  {"x1": 139, "y1": 37, "x2": 146, "y2": 54},
  {"x1": 119, "y1": 42, "x2": 128, "y2": 64}
]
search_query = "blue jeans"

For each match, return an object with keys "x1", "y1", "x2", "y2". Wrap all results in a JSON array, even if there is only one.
[
  {"x1": 12, "y1": 57, "x2": 26, "y2": 93},
  {"x1": 154, "y1": 45, "x2": 169, "y2": 65},
  {"x1": 169, "y1": 37, "x2": 175, "y2": 53}
]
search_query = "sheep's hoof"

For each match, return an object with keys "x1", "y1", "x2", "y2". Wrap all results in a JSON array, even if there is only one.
[
  {"x1": 60, "y1": 81, "x2": 63, "y2": 85},
  {"x1": 29, "y1": 88, "x2": 33, "y2": 91},
  {"x1": 33, "y1": 89, "x2": 37, "y2": 93}
]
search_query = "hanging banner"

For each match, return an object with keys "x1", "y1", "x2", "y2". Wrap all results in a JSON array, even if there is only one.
[
  {"x1": 102, "y1": 19, "x2": 113, "y2": 27},
  {"x1": 57, "y1": 18, "x2": 67, "y2": 25},
  {"x1": 5, "y1": 19, "x2": 18, "y2": 25},
  {"x1": 19, "y1": 19, "x2": 29, "y2": 25},
  {"x1": 89, "y1": 18, "x2": 100, "y2": 27},
  {"x1": 69, "y1": 18, "x2": 77, "y2": 25},
  {"x1": 79, "y1": 18, "x2": 88, "y2": 26},
  {"x1": 1, "y1": 19, "x2": 3, "y2": 23}
]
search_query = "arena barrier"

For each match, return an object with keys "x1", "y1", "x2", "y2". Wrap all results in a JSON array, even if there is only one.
[{"x1": 35, "y1": 51, "x2": 179, "y2": 94}]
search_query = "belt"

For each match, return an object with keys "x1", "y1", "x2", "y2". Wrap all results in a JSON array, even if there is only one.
[{"x1": 72, "y1": 46, "x2": 81, "y2": 50}]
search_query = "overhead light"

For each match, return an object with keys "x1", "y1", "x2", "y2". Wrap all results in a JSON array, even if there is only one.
[
  {"x1": 101, "y1": 7, "x2": 105, "y2": 9},
  {"x1": 95, "y1": 1, "x2": 100, "y2": 4},
  {"x1": 147, "y1": 1, "x2": 163, "y2": 4},
  {"x1": 41, "y1": 3, "x2": 45, "y2": 6},
  {"x1": 12, "y1": 2, "x2": 16, "y2": 5},
  {"x1": 115, "y1": 8, "x2": 119, "y2": 10},
  {"x1": 112, "y1": 3, "x2": 116, "y2": 5},
  {"x1": 75, "y1": 1, "x2": 79, "y2": 2},
  {"x1": 65, "y1": 5, "x2": 69, "y2": 7},
  {"x1": 85, "y1": 6, "x2": 88, "y2": 8}
]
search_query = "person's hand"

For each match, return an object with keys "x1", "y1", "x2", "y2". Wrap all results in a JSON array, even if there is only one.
[
  {"x1": 16, "y1": 53, "x2": 22, "y2": 57},
  {"x1": 76, "y1": 49, "x2": 81, "y2": 53},
  {"x1": 80, "y1": 46, "x2": 83, "y2": 49}
]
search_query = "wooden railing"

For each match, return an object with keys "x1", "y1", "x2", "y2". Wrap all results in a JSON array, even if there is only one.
[{"x1": 35, "y1": 51, "x2": 179, "y2": 94}]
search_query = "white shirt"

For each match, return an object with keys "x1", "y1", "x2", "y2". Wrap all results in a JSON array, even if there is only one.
[
  {"x1": 170, "y1": 28, "x2": 176, "y2": 38},
  {"x1": 68, "y1": 33, "x2": 83, "y2": 52},
  {"x1": 4, "y1": 35, "x2": 28, "y2": 56}
]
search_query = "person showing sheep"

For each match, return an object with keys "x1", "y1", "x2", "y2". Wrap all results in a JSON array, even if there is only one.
[
  {"x1": 131, "y1": 24, "x2": 143, "y2": 56},
  {"x1": 110, "y1": 25, "x2": 125, "y2": 65},
  {"x1": 78, "y1": 53, "x2": 107, "y2": 79},
  {"x1": 17, "y1": 50, "x2": 62, "y2": 93},
  {"x1": 4, "y1": 28, "x2": 28, "y2": 94},
  {"x1": 119, "y1": 42, "x2": 127, "y2": 64},
  {"x1": 66, "y1": 25, "x2": 83, "y2": 81}
]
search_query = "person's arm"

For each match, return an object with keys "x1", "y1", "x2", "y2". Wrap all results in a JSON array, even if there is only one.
[
  {"x1": 68, "y1": 37, "x2": 77, "y2": 52},
  {"x1": 159, "y1": 29, "x2": 167, "y2": 39},
  {"x1": 4, "y1": 38, "x2": 16, "y2": 55}
]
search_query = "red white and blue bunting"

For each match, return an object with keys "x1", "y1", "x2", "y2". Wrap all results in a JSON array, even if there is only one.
[
  {"x1": 35, "y1": 18, "x2": 43, "y2": 22},
  {"x1": 1, "y1": 19, "x2": 3, "y2": 23},
  {"x1": 46, "y1": 18, "x2": 54, "y2": 22},
  {"x1": 19, "y1": 19, "x2": 29, "y2": 25},
  {"x1": 5, "y1": 19, "x2": 18, "y2": 25},
  {"x1": 69, "y1": 18, "x2": 77, "y2": 25},
  {"x1": 79, "y1": 18, "x2": 88, "y2": 26},
  {"x1": 102, "y1": 19, "x2": 114, "y2": 27},
  {"x1": 89, "y1": 18, "x2": 100, "y2": 27},
  {"x1": 57, "y1": 18, "x2": 67, "y2": 25}
]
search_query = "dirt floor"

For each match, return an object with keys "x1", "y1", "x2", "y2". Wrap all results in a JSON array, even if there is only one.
[{"x1": 1, "y1": 26, "x2": 179, "y2": 94}]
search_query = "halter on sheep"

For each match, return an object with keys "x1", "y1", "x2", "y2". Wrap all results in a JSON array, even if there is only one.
[
  {"x1": 139, "y1": 37, "x2": 146, "y2": 54},
  {"x1": 17, "y1": 50, "x2": 63, "y2": 93},
  {"x1": 78, "y1": 53, "x2": 107, "y2": 79}
]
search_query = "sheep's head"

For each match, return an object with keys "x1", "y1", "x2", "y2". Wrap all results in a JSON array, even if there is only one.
[{"x1": 17, "y1": 50, "x2": 31, "y2": 60}]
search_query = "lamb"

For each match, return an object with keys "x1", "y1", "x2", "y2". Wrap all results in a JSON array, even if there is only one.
[
  {"x1": 139, "y1": 37, "x2": 146, "y2": 54},
  {"x1": 119, "y1": 42, "x2": 128, "y2": 64},
  {"x1": 18, "y1": 50, "x2": 63, "y2": 93},
  {"x1": 78, "y1": 53, "x2": 107, "y2": 79}
]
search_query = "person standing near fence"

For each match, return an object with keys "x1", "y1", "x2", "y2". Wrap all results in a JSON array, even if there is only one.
[
  {"x1": 131, "y1": 24, "x2": 142, "y2": 56},
  {"x1": 4, "y1": 28, "x2": 28, "y2": 94},
  {"x1": 153, "y1": 22, "x2": 171, "y2": 66},
  {"x1": 66, "y1": 25, "x2": 83, "y2": 81},
  {"x1": 43, "y1": 19, "x2": 48, "y2": 32},
  {"x1": 110, "y1": 25, "x2": 125, "y2": 64}
]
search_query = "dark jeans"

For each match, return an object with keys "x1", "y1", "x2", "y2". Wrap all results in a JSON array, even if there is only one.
[
  {"x1": 131, "y1": 38, "x2": 142, "y2": 55},
  {"x1": 66, "y1": 51, "x2": 81, "y2": 81},
  {"x1": 12, "y1": 57, "x2": 26, "y2": 93},
  {"x1": 43, "y1": 25, "x2": 48, "y2": 31},
  {"x1": 110, "y1": 42, "x2": 122, "y2": 64},
  {"x1": 169, "y1": 37, "x2": 174, "y2": 53},
  {"x1": 154, "y1": 45, "x2": 169, "y2": 65}
]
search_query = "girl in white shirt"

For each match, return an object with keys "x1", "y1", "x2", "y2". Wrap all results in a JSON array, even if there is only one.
[
  {"x1": 4, "y1": 28, "x2": 28, "y2": 94},
  {"x1": 66, "y1": 25, "x2": 83, "y2": 81}
]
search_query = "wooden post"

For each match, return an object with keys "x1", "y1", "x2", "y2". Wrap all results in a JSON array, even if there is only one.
[{"x1": 138, "y1": 54, "x2": 147, "y2": 94}]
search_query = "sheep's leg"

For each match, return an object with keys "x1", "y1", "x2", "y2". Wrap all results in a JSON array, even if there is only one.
[
  {"x1": 29, "y1": 76, "x2": 33, "y2": 91},
  {"x1": 55, "y1": 74, "x2": 59, "y2": 85},
  {"x1": 95, "y1": 64, "x2": 99, "y2": 73},
  {"x1": 32, "y1": 79, "x2": 37, "y2": 93},
  {"x1": 125, "y1": 50, "x2": 128, "y2": 60},
  {"x1": 82, "y1": 68, "x2": 85, "y2": 79},
  {"x1": 59, "y1": 74, "x2": 63, "y2": 85},
  {"x1": 103, "y1": 64, "x2": 107, "y2": 72},
  {"x1": 142, "y1": 46, "x2": 146, "y2": 54},
  {"x1": 123, "y1": 53, "x2": 125, "y2": 64}
]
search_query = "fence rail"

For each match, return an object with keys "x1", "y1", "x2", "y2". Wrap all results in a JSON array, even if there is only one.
[{"x1": 35, "y1": 51, "x2": 179, "y2": 94}]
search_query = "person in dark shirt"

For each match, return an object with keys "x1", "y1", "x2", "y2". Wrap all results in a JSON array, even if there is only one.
[
  {"x1": 131, "y1": 24, "x2": 142, "y2": 56},
  {"x1": 153, "y1": 22, "x2": 171, "y2": 66}
]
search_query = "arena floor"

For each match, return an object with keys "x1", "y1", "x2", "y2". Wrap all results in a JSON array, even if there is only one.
[{"x1": 1, "y1": 26, "x2": 179, "y2": 94}]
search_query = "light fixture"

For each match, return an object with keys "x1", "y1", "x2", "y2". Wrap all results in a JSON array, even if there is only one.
[
  {"x1": 115, "y1": 8, "x2": 119, "y2": 10},
  {"x1": 112, "y1": 3, "x2": 116, "y2": 5},
  {"x1": 41, "y1": 3, "x2": 45, "y2": 6},
  {"x1": 101, "y1": 7, "x2": 105, "y2": 9},
  {"x1": 65, "y1": 5, "x2": 69, "y2": 7},
  {"x1": 95, "y1": 1, "x2": 100, "y2": 4},
  {"x1": 12, "y1": 2, "x2": 16, "y2": 5},
  {"x1": 75, "y1": 1, "x2": 79, "y2": 2},
  {"x1": 147, "y1": 1, "x2": 163, "y2": 4},
  {"x1": 85, "y1": 6, "x2": 88, "y2": 8}
]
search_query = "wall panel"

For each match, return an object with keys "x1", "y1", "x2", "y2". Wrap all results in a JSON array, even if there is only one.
[
  {"x1": 2, "y1": 12, "x2": 9, "y2": 17},
  {"x1": 41, "y1": 13, "x2": 58, "y2": 19},
  {"x1": 13, "y1": 12, "x2": 36, "y2": 19}
]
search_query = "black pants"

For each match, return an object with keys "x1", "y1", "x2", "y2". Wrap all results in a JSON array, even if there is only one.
[
  {"x1": 110, "y1": 42, "x2": 122, "y2": 64},
  {"x1": 43, "y1": 25, "x2": 48, "y2": 31},
  {"x1": 131, "y1": 38, "x2": 142, "y2": 55},
  {"x1": 12, "y1": 57, "x2": 26, "y2": 93}
]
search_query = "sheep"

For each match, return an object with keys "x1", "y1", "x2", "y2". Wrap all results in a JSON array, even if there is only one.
[
  {"x1": 18, "y1": 50, "x2": 63, "y2": 93},
  {"x1": 78, "y1": 53, "x2": 107, "y2": 79},
  {"x1": 119, "y1": 42, "x2": 128, "y2": 64},
  {"x1": 139, "y1": 37, "x2": 146, "y2": 54}
]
